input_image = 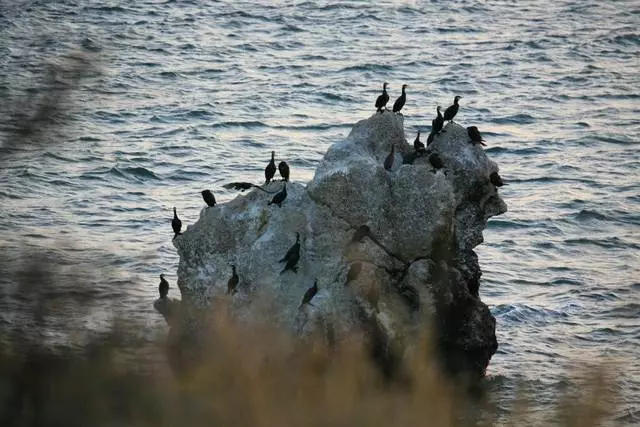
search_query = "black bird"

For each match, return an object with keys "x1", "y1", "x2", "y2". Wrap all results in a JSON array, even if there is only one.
[
  {"x1": 428, "y1": 152, "x2": 445, "y2": 171},
  {"x1": 443, "y1": 96, "x2": 461, "y2": 123},
  {"x1": 279, "y1": 232, "x2": 301, "y2": 263},
  {"x1": 490, "y1": 171, "x2": 507, "y2": 187},
  {"x1": 392, "y1": 84, "x2": 407, "y2": 114},
  {"x1": 278, "y1": 161, "x2": 290, "y2": 182},
  {"x1": 413, "y1": 130, "x2": 425, "y2": 153},
  {"x1": 467, "y1": 126, "x2": 487, "y2": 146},
  {"x1": 345, "y1": 262, "x2": 362, "y2": 286},
  {"x1": 299, "y1": 279, "x2": 318, "y2": 309},
  {"x1": 265, "y1": 151, "x2": 277, "y2": 184},
  {"x1": 201, "y1": 190, "x2": 216, "y2": 207},
  {"x1": 432, "y1": 105, "x2": 444, "y2": 135},
  {"x1": 384, "y1": 144, "x2": 395, "y2": 171},
  {"x1": 351, "y1": 225, "x2": 371, "y2": 243},
  {"x1": 269, "y1": 183, "x2": 287, "y2": 207},
  {"x1": 280, "y1": 237, "x2": 300, "y2": 274},
  {"x1": 223, "y1": 182, "x2": 275, "y2": 193},
  {"x1": 375, "y1": 82, "x2": 389, "y2": 113},
  {"x1": 159, "y1": 274, "x2": 169, "y2": 298},
  {"x1": 227, "y1": 264, "x2": 239, "y2": 295},
  {"x1": 172, "y1": 207, "x2": 182, "y2": 239}
]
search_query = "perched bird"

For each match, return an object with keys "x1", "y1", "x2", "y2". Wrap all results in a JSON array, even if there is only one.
[
  {"x1": 159, "y1": 274, "x2": 169, "y2": 298},
  {"x1": 375, "y1": 82, "x2": 390, "y2": 113},
  {"x1": 432, "y1": 105, "x2": 444, "y2": 135},
  {"x1": 467, "y1": 126, "x2": 487, "y2": 146},
  {"x1": 172, "y1": 207, "x2": 182, "y2": 239},
  {"x1": 345, "y1": 262, "x2": 362, "y2": 286},
  {"x1": 351, "y1": 225, "x2": 371, "y2": 243},
  {"x1": 223, "y1": 182, "x2": 275, "y2": 193},
  {"x1": 227, "y1": 264, "x2": 239, "y2": 295},
  {"x1": 384, "y1": 144, "x2": 395, "y2": 171},
  {"x1": 413, "y1": 130, "x2": 425, "y2": 153},
  {"x1": 265, "y1": 151, "x2": 277, "y2": 184},
  {"x1": 201, "y1": 189, "x2": 216, "y2": 207},
  {"x1": 299, "y1": 279, "x2": 319, "y2": 309},
  {"x1": 392, "y1": 84, "x2": 407, "y2": 114},
  {"x1": 490, "y1": 171, "x2": 507, "y2": 187},
  {"x1": 280, "y1": 236, "x2": 300, "y2": 274},
  {"x1": 443, "y1": 96, "x2": 461, "y2": 123},
  {"x1": 428, "y1": 152, "x2": 445, "y2": 171},
  {"x1": 278, "y1": 161, "x2": 290, "y2": 182},
  {"x1": 268, "y1": 183, "x2": 287, "y2": 207},
  {"x1": 279, "y1": 232, "x2": 301, "y2": 263}
]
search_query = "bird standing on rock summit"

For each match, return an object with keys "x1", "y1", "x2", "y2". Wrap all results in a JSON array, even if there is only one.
[
  {"x1": 227, "y1": 264, "x2": 239, "y2": 295},
  {"x1": 443, "y1": 96, "x2": 461, "y2": 123},
  {"x1": 172, "y1": 207, "x2": 182, "y2": 239},
  {"x1": 467, "y1": 126, "x2": 487, "y2": 146},
  {"x1": 384, "y1": 144, "x2": 395, "y2": 171},
  {"x1": 392, "y1": 84, "x2": 407, "y2": 114},
  {"x1": 159, "y1": 274, "x2": 169, "y2": 298},
  {"x1": 278, "y1": 161, "x2": 290, "y2": 182},
  {"x1": 269, "y1": 183, "x2": 287, "y2": 207},
  {"x1": 201, "y1": 190, "x2": 216, "y2": 207},
  {"x1": 299, "y1": 279, "x2": 318, "y2": 309},
  {"x1": 375, "y1": 82, "x2": 389, "y2": 113},
  {"x1": 265, "y1": 151, "x2": 277, "y2": 184},
  {"x1": 414, "y1": 130, "x2": 425, "y2": 153}
]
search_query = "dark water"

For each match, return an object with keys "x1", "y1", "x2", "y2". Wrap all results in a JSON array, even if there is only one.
[{"x1": 1, "y1": 0, "x2": 639, "y2": 422}]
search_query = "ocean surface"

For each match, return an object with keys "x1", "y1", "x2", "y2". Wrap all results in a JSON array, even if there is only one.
[{"x1": 1, "y1": 0, "x2": 638, "y2": 423}]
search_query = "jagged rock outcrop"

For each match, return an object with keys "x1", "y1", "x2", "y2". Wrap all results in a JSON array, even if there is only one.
[{"x1": 170, "y1": 112, "x2": 506, "y2": 378}]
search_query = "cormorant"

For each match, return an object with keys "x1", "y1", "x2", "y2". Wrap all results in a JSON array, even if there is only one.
[
  {"x1": 269, "y1": 183, "x2": 287, "y2": 207},
  {"x1": 443, "y1": 96, "x2": 461, "y2": 123},
  {"x1": 280, "y1": 236, "x2": 300, "y2": 274},
  {"x1": 278, "y1": 161, "x2": 290, "y2": 182},
  {"x1": 227, "y1": 264, "x2": 239, "y2": 295},
  {"x1": 201, "y1": 190, "x2": 216, "y2": 207},
  {"x1": 384, "y1": 144, "x2": 395, "y2": 171},
  {"x1": 223, "y1": 182, "x2": 275, "y2": 193},
  {"x1": 467, "y1": 126, "x2": 487, "y2": 146},
  {"x1": 413, "y1": 130, "x2": 425, "y2": 153},
  {"x1": 351, "y1": 225, "x2": 371, "y2": 243},
  {"x1": 299, "y1": 279, "x2": 318, "y2": 309},
  {"x1": 159, "y1": 274, "x2": 169, "y2": 298},
  {"x1": 345, "y1": 262, "x2": 362, "y2": 286},
  {"x1": 392, "y1": 84, "x2": 407, "y2": 114},
  {"x1": 172, "y1": 207, "x2": 182, "y2": 239},
  {"x1": 432, "y1": 105, "x2": 444, "y2": 135},
  {"x1": 428, "y1": 152, "x2": 445, "y2": 171},
  {"x1": 490, "y1": 171, "x2": 506, "y2": 187},
  {"x1": 265, "y1": 151, "x2": 277, "y2": 184},
  {"x1": 375, "y1": 82, "x2": 389, "y2": 113},
  {"x1": 279, "y1": 232, "x2": 300, "y2": 264}
]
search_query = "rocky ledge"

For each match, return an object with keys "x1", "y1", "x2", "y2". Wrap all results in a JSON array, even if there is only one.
[{"x1": 168, "y1": 112, "x2": 506, "y2": 379}]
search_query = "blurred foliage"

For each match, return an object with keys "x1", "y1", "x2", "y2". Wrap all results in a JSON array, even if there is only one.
[{"x1": 0, "y1": 255, "x2": 623, "y2": 427}]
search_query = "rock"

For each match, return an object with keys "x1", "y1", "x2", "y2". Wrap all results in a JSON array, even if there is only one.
[{"x1": 170, "y1": 111, "x2": 507, "y2": 379}]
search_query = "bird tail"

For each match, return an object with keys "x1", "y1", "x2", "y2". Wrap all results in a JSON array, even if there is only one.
[{"x1": 480, "y1": 141, "x2": 487, "y2": 146}]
